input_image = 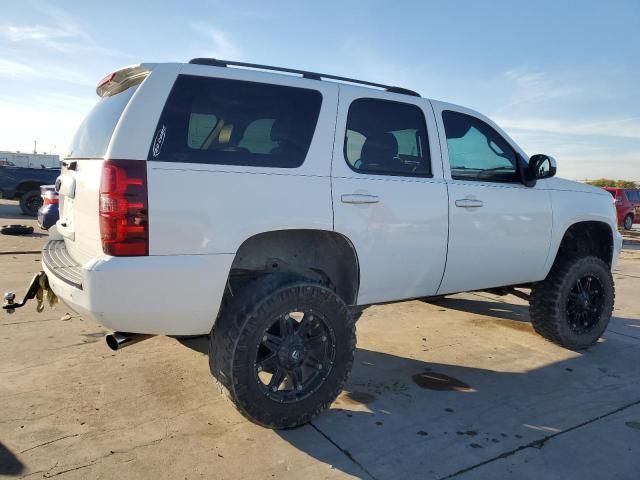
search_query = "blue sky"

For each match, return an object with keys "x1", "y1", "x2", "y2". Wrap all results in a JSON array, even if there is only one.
[{"x1": 1, "y1": 0, "x2": 638, "y2": 180}]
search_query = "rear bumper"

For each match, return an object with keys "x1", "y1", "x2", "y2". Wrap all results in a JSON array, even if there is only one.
[{"x1": 43, "y1": 241, "x2": 234, "y2": 335}]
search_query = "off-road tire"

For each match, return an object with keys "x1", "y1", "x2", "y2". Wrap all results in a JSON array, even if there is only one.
[
  {"x1": 530, "y1": 256, "x2": 614, "y2": 350},
  {"x1": 1, "y1": 224, "x2": 34, "y2": 235},
  {"x1": 209, "y1": 273, "x2": 356, "y2": 429},
  {"x1": 623, "y1": 214, "x2": 633, "y2": 230},
  {"x1": 19, "y1": 189, "x2": 42, "y2": 216}
]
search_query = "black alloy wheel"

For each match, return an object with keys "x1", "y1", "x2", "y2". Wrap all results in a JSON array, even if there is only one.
[
  {"x1": 255, "y1": 310, "x2": 335, "y2": 403},
  {"x1": 566, "y1": 275, "x2": 604, "y2": 334}
]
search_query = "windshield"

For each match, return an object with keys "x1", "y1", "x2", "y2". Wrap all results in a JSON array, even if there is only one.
[{"x1": 67, "y1": 85, "x2": 138, "y2": 159}]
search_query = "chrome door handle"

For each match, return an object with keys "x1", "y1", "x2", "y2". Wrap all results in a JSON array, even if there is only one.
[
  {"x1": 341, "y1": 194, "x2": 380, "y2": 204},
  {"x1": 455, "y1": 198, "x2": 484, "y2": 208}
]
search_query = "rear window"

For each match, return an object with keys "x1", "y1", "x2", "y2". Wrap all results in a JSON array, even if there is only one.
[
  {"x1": 149, "y1": 75, "x2": 322, "y2": 168},
  {"x1": 68, "y1": 85, "x2": 138, "y2": 159}
]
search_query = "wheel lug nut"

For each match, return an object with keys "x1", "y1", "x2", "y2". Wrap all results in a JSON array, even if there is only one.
[{"x1": 321, "y1": 336, "x2": 327, "y2": 342}]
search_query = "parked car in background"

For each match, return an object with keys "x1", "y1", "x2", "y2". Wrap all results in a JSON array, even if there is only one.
[
  {"x1": 37, "y1": 185, "x2": 59, "y2": 230},
  {"x1": 604, "y1": 187, "x2": 640, "y2": 230},
  {"x1": 0, "y1": 165, "x2": 61, "y2": 216}
]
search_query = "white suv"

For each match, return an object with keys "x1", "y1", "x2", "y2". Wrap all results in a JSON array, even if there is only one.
[{"x1": 4, "y1": 59, "x2": 623, "y2": 428}]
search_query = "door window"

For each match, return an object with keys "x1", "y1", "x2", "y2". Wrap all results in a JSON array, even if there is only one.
[
  {"x1": 626, "y1": 190, "x2": 640, "y2": 202},
  {"x1": 344, "y1": 98, "x2": 431, "y2": 176},
  {"x1": 442, "y1": 110, "x2": 518, "y2": 182}
]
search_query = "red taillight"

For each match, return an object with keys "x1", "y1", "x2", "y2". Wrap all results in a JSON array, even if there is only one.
[
  {"x1": 97, "y1": 72, "x2": 116, "y2": 91},
  {"x1": 41, "y1": 191, "x2": 58, "y2": 205},
  {"x1": 99, "y1": 160, "x2": 148, "y2": 256}
]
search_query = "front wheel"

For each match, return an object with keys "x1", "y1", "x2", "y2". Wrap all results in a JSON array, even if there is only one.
[
  {"x1": 623, "y1": 214, "x2": 633, "y2": 230},
  {"x1": 209, "y1": 274, "x2": 356, "y2": 429},
  {"x1": 530, "y1": 256, "x2": 614, "y2": 350}
]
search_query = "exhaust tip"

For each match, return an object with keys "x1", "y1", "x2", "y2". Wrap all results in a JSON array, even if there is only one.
[
  {"x1": 105, "y1": 332, "x2": 153, "y2": 351},
  {"x1": 105, "y1": 333, "x2": 120, "y2": 351}
]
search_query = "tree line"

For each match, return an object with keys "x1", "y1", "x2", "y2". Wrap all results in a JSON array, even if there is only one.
[{"x1": 586, "y1": 179, "x2": 638, "y2": 188}]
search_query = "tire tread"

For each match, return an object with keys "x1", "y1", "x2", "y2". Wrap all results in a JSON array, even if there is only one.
[{"x1": 530, "y1": 256, "x2": 614, "y2": 350}]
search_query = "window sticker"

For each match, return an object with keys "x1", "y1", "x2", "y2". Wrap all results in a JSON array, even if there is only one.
[{"x1": 152, "y1": 124, "x2": 166, "y2": 158}]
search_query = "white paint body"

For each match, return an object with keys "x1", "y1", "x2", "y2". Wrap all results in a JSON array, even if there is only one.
[{"x1": 47, "y1": 63, "x2": 623, "y2": 335}]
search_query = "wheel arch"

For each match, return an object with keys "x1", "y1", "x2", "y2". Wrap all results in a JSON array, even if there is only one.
[
  {"x1": 227, "y1": 229, "x2": 360, "y2": 305},
  {"x1": 546, "y1": 220, "x2": 615, "y2": 275},
  {"x1": 15, "y1": 181, "x2": 42, "y2": 197}
]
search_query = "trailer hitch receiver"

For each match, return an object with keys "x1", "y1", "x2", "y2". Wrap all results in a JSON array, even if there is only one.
[{"x1": 3, "y1": 271, "x2": 47, "y2": 314}]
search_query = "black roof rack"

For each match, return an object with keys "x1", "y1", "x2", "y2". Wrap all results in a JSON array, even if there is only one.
[{"x1": 188, "y1": 58, "x2": 420, "y2": 97}]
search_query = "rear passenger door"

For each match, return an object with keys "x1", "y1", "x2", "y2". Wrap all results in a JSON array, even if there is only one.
[{"x1": 331, "y1": 88, "x2": 448, "y2": 305}]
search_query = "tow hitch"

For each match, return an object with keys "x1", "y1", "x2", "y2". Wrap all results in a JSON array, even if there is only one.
[{"x1": 3, "y1": 271, "x2": 57, "y2": 314}]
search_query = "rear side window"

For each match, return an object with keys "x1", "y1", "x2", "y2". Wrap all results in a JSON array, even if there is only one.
[
  {"x1": 344, "y1": 98, "x2": 431, "y2": 176},
  {"x1": 68, "y1": 85, "x2": 138, "y2": 159},
  {"x1": 150, "y1": 75, "x2": 322, "y2": 168}
]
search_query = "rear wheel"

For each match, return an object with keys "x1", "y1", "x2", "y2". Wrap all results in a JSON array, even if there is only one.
[
  {"x1": 209, "y1": 274, "x2": 356, "y2": 429},
  {"x1": 623, "y1": 214, "x2": 633, "y2": 230},
  {"x1": 530, "y1": 256, "x2": 614, "y2": 350},
  {"x1": 19, "y1": 189, "x2": 42, "y2": 216}
]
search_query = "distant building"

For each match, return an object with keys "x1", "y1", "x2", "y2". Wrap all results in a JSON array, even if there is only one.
[{"x1": 0, "y1": 151, "x2": 60, "y2": 169}]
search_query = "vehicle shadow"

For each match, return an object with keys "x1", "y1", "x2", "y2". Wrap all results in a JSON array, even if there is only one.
[
  {"x1": 274, "y1": 347, "x2": 595, "y2": 480},
  {"x1": 425, "y1": 296, "x2": 530, "y2": 323},
  {"x1": 0, "y1": 442, "x2": 25, "y2": 476},
  {"x1": 176, "y1": 336, "x2": 638, "y2": 479},
  {"x1": 175, "y1": 335, "x2": 208, "y2": 354}
]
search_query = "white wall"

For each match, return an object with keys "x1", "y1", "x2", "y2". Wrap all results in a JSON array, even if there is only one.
[{"x1": 0, "y1": 152, "x2": 60, "y2": 168}]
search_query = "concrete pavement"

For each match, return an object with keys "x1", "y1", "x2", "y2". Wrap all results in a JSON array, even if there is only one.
[{"x1": 1, "y1": 199, "x2": 639, "y2": 479}]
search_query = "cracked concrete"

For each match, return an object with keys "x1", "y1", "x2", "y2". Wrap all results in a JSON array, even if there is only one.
[{"x1": 1, "y1": 199, "x2": 639, "y2": 479}]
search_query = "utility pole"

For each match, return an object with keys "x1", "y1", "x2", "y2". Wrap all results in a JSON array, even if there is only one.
[{"x1": 33, "y1": 140, "x2": 37, "y2": 154}]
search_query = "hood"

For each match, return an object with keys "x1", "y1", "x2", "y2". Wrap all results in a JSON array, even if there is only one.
[{"x1": 543, "y1": 177, "x2": 608, "y2": 196}]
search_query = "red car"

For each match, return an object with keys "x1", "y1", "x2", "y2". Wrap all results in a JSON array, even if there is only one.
[{"x1": 604, "y1": 187, "x2": 640, "y2": 230}]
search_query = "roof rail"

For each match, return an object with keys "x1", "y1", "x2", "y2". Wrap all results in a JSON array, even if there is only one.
[{"x1": 188, "y1": 58, "x2": 421, "y2": 97}]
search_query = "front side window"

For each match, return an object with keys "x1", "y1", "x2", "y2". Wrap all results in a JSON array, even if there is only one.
[
  {"x1": 150, "y1": 75, "x2": 322, "y2": 168},
  {"x1": 344, "y1": 98, "x2": 431, "y2": 176},
  {"x1": 442, "y1": 110, "x2": 518, "y2": 182}
]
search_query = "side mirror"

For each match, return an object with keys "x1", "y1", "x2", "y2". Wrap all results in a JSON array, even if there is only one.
[{"x1": 528, "y1": 154, "x2": 557, "y2": 180}]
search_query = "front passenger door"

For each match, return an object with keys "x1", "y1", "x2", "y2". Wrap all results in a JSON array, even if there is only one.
[{"x1": 432, "y1": 104, "x2": 553, "y2": 294}]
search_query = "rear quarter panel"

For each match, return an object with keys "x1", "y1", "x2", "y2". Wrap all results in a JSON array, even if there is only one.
[{"x1": 146, "y1": 65, "x2": 339, "y2": 255}]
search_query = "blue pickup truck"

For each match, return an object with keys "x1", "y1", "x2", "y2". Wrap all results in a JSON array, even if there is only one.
[{"x1": 0, "y1": 166, "x2": 61, "y2": 216}]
